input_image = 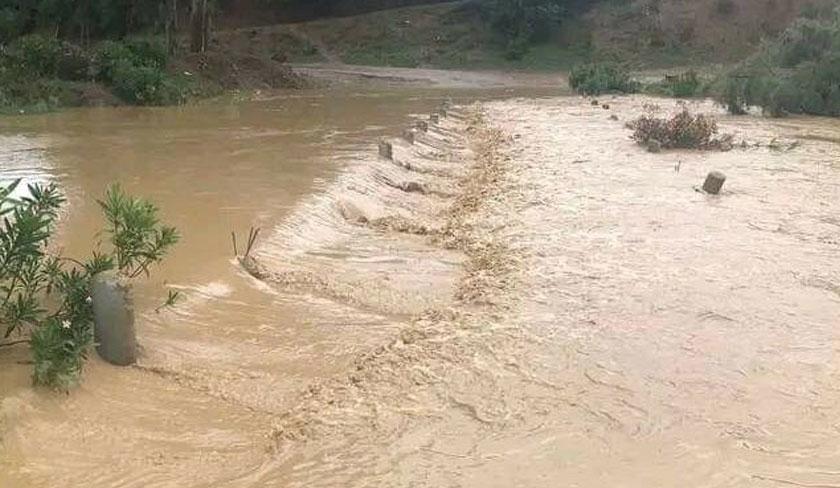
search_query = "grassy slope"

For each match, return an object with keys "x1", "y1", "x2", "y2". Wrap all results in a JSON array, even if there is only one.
[
  {"x1": 228, "y1": 2, "x2": 593, "y2": 71},
  {"x1": 224, "y1": 0, "x2": 836, "y2": 72}
]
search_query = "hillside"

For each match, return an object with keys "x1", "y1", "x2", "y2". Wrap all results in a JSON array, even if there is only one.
[{"x1": 216, "y1": 0, "x2": 837, "y2": 70}]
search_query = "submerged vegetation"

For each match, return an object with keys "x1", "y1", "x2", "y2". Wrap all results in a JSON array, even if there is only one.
[
  {"x1": 0, "y1": 181, "x2": 178, "y2": 389},
  {"x1": 717, "y1": 6, "x2": 840, "y2": 117},
  {"x1": 628, "y1": 106, "x2": 733, "y2": 151}
]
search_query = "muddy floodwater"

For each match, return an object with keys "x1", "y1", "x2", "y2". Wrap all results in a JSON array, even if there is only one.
[{"x1": 1, "y1": 89, "x2": 839, "y2": 487}]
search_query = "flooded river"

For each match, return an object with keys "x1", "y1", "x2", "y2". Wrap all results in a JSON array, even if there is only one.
[{"x1": 1, "y1": 88, "x2": 839, "y2": 487}]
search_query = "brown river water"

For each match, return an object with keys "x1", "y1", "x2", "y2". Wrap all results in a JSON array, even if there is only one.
[{"x1": 0, "y1": 87, "x2": 839, "y2": 487}]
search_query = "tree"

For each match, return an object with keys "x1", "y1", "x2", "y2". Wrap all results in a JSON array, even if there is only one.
[
  {"x1": 189, "y1": 0, "x2": 210, "y2": 53},
  {"x1": 485, "y1": 0, "x2": 567, "y2": 59}
]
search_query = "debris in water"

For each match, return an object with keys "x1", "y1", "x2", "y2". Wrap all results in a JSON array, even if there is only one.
[
  {"x1": 337, "y1": 200, "x2": 369, "y2": 224},
  {"x1": 702, "y1": 171, "x2": 727, "y2": 194},
  {"x1": 378, "y1": 140, "x2": 393, "y2": 160}
]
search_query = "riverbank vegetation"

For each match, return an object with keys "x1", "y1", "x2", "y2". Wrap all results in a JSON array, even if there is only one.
[
  {"x1": 0, "y1": 34, "x2": 191, "y2": 113},
  {"x1": 568, "y1": 62, "x2": 638, "y2": 95},
  {"x1": 715, "y1": 5, "x2": 840, "y2": 117},
  {"x1": 0, "y1": 182, "x2": 178, "y2": 390}
]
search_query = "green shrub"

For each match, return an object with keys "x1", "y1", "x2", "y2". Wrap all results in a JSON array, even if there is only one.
[
  {"x1": 569, "y1": 62, "x2": 638, "y2": 95},
  {"x1": 4, "y1": 34, "x2": 63, "y2": 77},
  {"x1": 484, "y1": 0, "x2": 567, "y2": 59},
  {"x1": 94, "y1": 39, "x2": 168, "y2": 81},
  {"x1": 668, "y1": 70, "x2": 701, "y2": 97},
  {"x1": 0, "y1": 180, "x2": 178, "y2": 390},
  {"x1": 643, "y1": 71, "x2": 702, "y2": 98},
  {"x1": 98, "y1": 184, "x2": 179, "y2": 278},
  {"x1": 716, "y1": 10, "x2": 840, "y2": 117},
  {"x1": 628, "y1": 107, "x2": 731, "y2": 150},
  {"x1": 123, "y1": 38, "x2": 168, "y2": 69},
  {"x1": 56, "y1": 43, "x2": 94, "y2": 81},
  {"x1": 109, "y1": 60, "x2": 185, "y2": 105}
]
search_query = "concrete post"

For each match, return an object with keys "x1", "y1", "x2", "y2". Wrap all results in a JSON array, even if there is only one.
[
  {"x1": 403, "y1": 128, "x2": 416, "y2": 144},
  {"x1": 430, "y1": 114, "x2": 439, "y2": 124},
  {"x1": 378, "y1": 140, "x2": 393, "y2": 160},
  {"x1": 92, "y1": 272, "x2": 137, "y2": 366},
  {"x1": 702, "y1": 171, "x2": 727, "y2": 194},
  {"x1": 414, "y1": 120, "x2": 428, "y2": 132}
]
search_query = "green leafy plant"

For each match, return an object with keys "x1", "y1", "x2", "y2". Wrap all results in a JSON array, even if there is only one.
[
  {"x1": 109, "y1": 60, "x2": 186, "y2": 105},
  {"x1": 0, "y1": 180, "x2": 178, "y2": 390},
  {"x1": 98, "y1": 184, "x2": 179, "y2": 278},
  {"x1": 569, "y1": 62, "x2": 639, "y2": 95},
  {"x1": 3, "y1": 34, "x2": 63, "y2": 77}
]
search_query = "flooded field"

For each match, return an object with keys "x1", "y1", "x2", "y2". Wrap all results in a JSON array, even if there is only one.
[{"x1": 1, "y1": 90, "x2": 839, "y2": 487}]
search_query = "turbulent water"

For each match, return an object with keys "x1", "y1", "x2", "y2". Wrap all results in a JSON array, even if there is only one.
[{"x1": 1, "y1": 91, "x2": 839, "y2": 487}]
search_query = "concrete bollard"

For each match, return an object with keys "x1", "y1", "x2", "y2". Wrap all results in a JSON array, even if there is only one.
[
  {"x1": 702, "y1": 171, "x2": 727, "y2": 194},
  {"x1": 403, "y1": 128, "x2": 417, "y2": 144},
  {"x1": 378, "y1": 140, "x2": 393, "y2": 160},
  {"x1": 414, "y1": 120, "x2": 428, "y2": 132},
  {"x1": 92, "y1": 272, "x2": 137, "y2": 366},
  {"x1": 430, "y1": 114, "x2": 440, "y2": 124}
]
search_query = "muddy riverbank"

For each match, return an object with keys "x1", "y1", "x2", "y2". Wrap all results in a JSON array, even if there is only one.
[{"x1": 2, "y1": 92, "x2": 840, "y2": 487}]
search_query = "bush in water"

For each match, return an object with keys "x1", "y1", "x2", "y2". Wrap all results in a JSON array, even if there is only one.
[
  {"x1": 0, "y1": 181, "x2": 178, "y2": 390},
  {"x1": 569, "y1": 62, "x2": 639, "y2": 95},
  {"x1": 628, "y1": 107, "x2": 732, "y2": 150}
]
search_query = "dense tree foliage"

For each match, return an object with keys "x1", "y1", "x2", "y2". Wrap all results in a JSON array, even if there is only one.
[
  {"x1": 0, "y1": 0, "x2": 172, "y2": 42},
  {"x1": 483, "y1": 0, "x2": 568, "y2": 59}
]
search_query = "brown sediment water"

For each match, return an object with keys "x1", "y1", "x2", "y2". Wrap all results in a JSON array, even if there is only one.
[{"x1": 2, "y1": 90, "x2": 840, "y2": 488}]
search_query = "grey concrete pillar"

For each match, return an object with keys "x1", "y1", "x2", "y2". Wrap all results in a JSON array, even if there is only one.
[
  {"x1": 378, "y1": 140, "x2": 393, "y2": 160},
  {"x1": 430, "y1": 114, "x2": 439, "y2": 124},
  {"x1": 702, "y1": 171, "x2": 727, "y2": 194},
  {"x1": 414, "y1": 120, "x2": 428, "y2": 132},
  {"x1": 92, "y1": 272, "x2": 137, "y2": 366},
  {"x1": 403, "y1": 128, "x2": 417, "y2": 144}
]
